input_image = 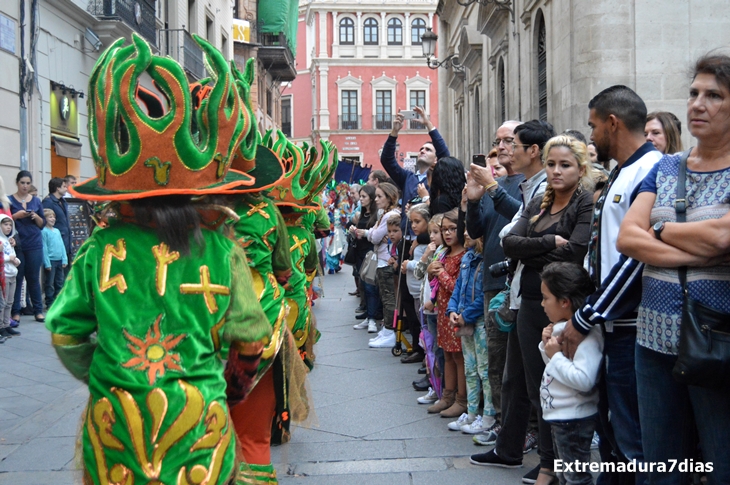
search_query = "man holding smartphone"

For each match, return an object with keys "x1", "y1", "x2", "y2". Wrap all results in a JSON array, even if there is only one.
[{"x1": 380, "y1": 106, "x2": 450, "y2": 363}]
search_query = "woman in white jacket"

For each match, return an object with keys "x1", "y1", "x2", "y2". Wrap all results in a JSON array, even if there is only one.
[
  {"x1": 354, "y1": 182, "x2": 401, "y2": 347},
  {"x1": 538, "y1": 262, "x2": 602, "y2": 485}
]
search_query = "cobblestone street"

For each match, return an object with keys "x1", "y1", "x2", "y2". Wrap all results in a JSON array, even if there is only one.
[{"x1": 0, "y1": 270, "x2": 539, "y2": 484}]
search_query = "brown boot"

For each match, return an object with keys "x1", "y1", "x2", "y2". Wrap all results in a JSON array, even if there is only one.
[
  {"x1": 440, "y1": 393, "x2": 467, "y2": 418},
  {"x1": 427, "y1": 389, "x2": 455, "y2": 414}
]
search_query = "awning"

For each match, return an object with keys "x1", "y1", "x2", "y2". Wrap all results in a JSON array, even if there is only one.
[{"x1": 52, "y1": 135, "x2": 82, "y2": 159}]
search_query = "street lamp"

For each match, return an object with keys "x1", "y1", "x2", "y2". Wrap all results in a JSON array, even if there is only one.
[{"x1": 420, "y1": 28, "x2": 463, "y2": 71}]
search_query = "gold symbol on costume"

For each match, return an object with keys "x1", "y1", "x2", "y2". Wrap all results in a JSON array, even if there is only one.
[
  {"x1": 290, "y1": 235, "x2": 307, "y2": 272},
  {"x1": 262, "y1": 227, "x2": 276, "y2": 251},
  {"x1": 246, "y1": 202, "x2": 270, "y2": 219},
  {"x1": 269, "y1": 186, "x2": 289, "y2": 200},
  {"x1": 86, "y1": 380, "x2": 231, "y2": 484},
  {"x1": 215, "y1": 153, "x2": 228, "y2": 178},
  {"x1": 122, "y1": 315, "x2": 186, "y2": 385},
  {"x1": 144, "y1": 157, "x2": 172, "y2": 186},
  {"x1": 210, "y1": 318, "x2": 225, "y2": 352},
  {"x1": 180, "y1": 266, "x2": 231, "y2": 314},
  {"x1": 99, "y1": 166, "x2": 107, "y2": 185},
  {"x1": 267, "y1": 272, "x2": 281, "y2": 299},
  {"x1": 152, "y1": 243, "x2": 180, "y2": 296},
  {"x1": 250, "y1": 269, "x2": 265, "y2": 300},
  {"x1": 261, "y1": 304, "x2": 287, "y2": 361},
  {"x1": 100, "y1": 239, "x2": 128, "y2": 293}
]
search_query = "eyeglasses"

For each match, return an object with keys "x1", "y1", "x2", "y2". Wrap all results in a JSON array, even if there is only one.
[
  {"x1": 491, "y1": 137, "x2": 514, "y2": 147},
  {"x1": 441, "y1": 226, "x2": 458, "y2": 234}
]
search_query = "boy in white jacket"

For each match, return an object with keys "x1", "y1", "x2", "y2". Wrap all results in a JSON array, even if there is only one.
[
  {"x1": 538, "y1": 262, "x2": 603, "y2": 485},
  {"x1": 0, "y1": 214, "x2": 21, "y2": 340}
]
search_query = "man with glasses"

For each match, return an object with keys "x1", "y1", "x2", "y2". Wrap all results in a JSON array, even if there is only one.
[
  {"x1": 465, "y1": 120, "x2": 525, "y2": 454},
  {"x1": 469, "y1": 120, "x2": 557, "y2": 485}
]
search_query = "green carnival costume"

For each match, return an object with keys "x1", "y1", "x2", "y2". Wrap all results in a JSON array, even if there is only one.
[{"x1": 46, "y1": 34, "x2": 271, "y2": 485}]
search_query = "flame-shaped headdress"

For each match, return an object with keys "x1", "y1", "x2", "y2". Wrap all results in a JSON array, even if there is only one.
[
  {"x1": 263, "y1": 130, "x2": 339, "y2": 210},
  {"x1": 71, "y1": 33, "x2": 253, "y2": 200}
]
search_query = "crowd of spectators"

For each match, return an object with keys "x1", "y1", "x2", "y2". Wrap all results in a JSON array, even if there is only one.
[{"x1": 339, "y1": 53, "x2": 730, "y2": 485}]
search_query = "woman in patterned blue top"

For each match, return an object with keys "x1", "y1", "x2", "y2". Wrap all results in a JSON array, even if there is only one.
[{"x1": 618, "y1": 54, "x2": 730, "y2": 485}]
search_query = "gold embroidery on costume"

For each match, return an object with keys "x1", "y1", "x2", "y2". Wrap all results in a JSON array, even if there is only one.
[
  {"x1": 290, "y1": 236, "x2": 306, "y2": 272},
  {"x1": 210, "y1": 318, "x2": 225, "y2": 352},
  {"x1": 267, "y1": 272, "x2": 281, "y2": 299},
  {"x1": 250, "y1": 269, "x2": 265, "y2": 300},
  {"x1": 144, "y1": 157, "x2": 172, "y2": 186},
  {"x1": 285, "y1": 298, "x2": 299, "y2": 332},
  {"x1": 93, "y1": 398, "x2": 124, "y2": 451},
  {"x1": 122, "y1": 315, "x2": 186, "y2": 385},
  {"x1": 246, "y1": 202, "x2": 270, "y2": 219},
  {"x1": 51, "y1": 333, "x2": 88, "y2": 346},
  {"x1": 152, "y1": 243, "x2": 180, "y2": 296},
  {"x1": 261, "y1": 304, "x2": 287, "y2": 361},
  {"x1": 262, "y1": 227, "x2": 276, "y2": 251},
  {"x1": 180, "y1": 266, "x2": 230, "y2": 314},
  {"x1": 190, "y1": 401, "x2": 226, "y2": 451},
  {"x1": 100, "y1": 240, "x2": 128, "y2": 293},
  {"x1": 147, "y1": 388, "x2": 168, "y2": 443}
]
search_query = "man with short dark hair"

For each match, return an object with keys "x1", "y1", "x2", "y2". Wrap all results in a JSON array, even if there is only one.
[
  {"x1": 42, "y1": 178, "x2": 71, "y2": 275},
  {"x1": 366, "y1": 170, "x2": 389, "y2": 187},
  {"x1": 63, "y1": 174, "x2": 77, "y2": 198},
  {"x1": 561, "y1": 85, "x2": 661, "y2": 485}
]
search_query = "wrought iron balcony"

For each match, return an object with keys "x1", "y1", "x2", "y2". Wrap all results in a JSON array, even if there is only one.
[
  {"x1": 339, "y1": 115, "x2": 361, "y2": 130},
  {"x1": 87, "y1": 0, "x2": 157, "y2": 47},
  {"x1": 409, "y1": 119, "x2": 427, "y2": 130},
  {"x1": 258, "y1": 33, "x2": 297, "y2": 82},
  {"x1": 158, "y1": 29, "x2": 206, "y2": 80},
  {"x1": 373, "y1": 114, "x2": 393, "y2": 130}
]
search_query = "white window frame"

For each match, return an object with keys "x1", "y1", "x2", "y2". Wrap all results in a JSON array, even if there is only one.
[
  {"x1": 370, "y1": 74, "x2": 397, "y2": 130},
  {"x1": 336, "y1": 74, "x2": 363, "y2": 130}
]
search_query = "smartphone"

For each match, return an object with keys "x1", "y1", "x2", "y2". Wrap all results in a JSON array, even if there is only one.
[
  {"x1": 472, "y1": 154, "x2": 487, "y2": 167},
  {"x1": 400, "y1": 110, "x2": 419, "y2": 120}
]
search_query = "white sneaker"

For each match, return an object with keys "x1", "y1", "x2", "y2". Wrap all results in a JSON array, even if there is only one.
[
  {"x1": 353, "y1": 319, "x2": 369, "y2": 330},
  {"x1": 367, "y1": 319, "x2": 378, "y2": 333},
  {"x1": 369, "y1": 329, "x2": 395, "y2": 348},
  {"x1": 461, "y1": 415, "x2": 489, "y2": 434},
  {"x1": 369, "y1": 327, "x2": 386, "y2": 343},
  {"x1": 447, "y1": 413, "x2": 474, "y2": 431},
  {"x1": 417, "y1": 387, "x2": 438, "y2": 404}
]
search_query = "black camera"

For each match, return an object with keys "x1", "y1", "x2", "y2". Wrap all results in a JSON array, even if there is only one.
[{"x1": 489, "y1": 258, "x2": 514, "y2": 277}]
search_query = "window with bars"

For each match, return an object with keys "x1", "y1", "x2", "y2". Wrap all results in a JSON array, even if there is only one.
[
  {"x1": 341, "y1": 90, "x2": 359, "y2": 129},
  {"x1": 411, "y1": 18, "x2": 426, "y2": 45},
  {"x1": 281, "y1": 97, "x2": 292, "y2": 137},
  {"x1": 340, "y1": 18, "x2": 354, "y2": 45},
  {"x1": 364, "y1": 18, "x2": 379, "y2": 45},
  {"x1": 537, "y1": 16, "x2": 548, "y2": 122},
  {"x1": 375, "y1": 91, "x2": 392, "y2": 129},
  {"x1": 409, "y1": 90, "x2": 426, "y2": 129},
  {"x1": 387, "y1": 18, "x2": 402, "y2": 45}
]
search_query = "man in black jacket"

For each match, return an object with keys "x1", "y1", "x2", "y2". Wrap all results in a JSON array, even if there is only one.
[{"x1": 42, "y1": 178, "x2": 71, "y2": 273}]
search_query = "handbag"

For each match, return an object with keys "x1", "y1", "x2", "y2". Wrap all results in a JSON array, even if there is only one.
[
  {"x1": 359, "y1": 250, "x2": 378, "y2": 285},
  {"x1": 488, "y1": 284, "x2": 517, "y2": 332},
  {"x1": 671, "y1": 150, "x2": 730, "y2": 388},
  {"x1": 343, "y1": 233, "x2": 357, "y2": 266}
]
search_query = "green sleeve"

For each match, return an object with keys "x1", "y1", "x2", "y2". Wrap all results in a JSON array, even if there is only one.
[
  {"x1": 46, "y1": 239, "x2": 99, "y2": 382},
  {"x1": 222, "y1": 244, "x2": 272, "y2": 344},
  {"x1": 304, "y1": 232, "x2": 319, "y2": 272},
  {"x1": 272, "y1": 207, "x2": 292, "y2": 275},
  {"x1": 315, "y1": 208, "x2": 330, "y2": 231}
]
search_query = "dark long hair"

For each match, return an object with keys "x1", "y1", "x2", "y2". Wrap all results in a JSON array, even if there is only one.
[
  {"x1": 130, "y1": 195, "x2": 203, "y2": 256},
  {"x1": 430, "y1": 157, "x2": 466, "y2": 211},
  {"x1": 540, "y1": 262, "x2": 596, "y2": 314},
  {"x1": 359, "y1": 185, "x2": 378, "y2": 229}
]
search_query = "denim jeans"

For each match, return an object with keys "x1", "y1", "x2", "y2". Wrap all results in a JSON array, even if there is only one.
[
  {"x1": 603, "y1": 330, "x2": 644, "y2": 485},
  {"x1": 635, "y1": 344, "x2": 730, "y2": 485},
  {"x1": 13, "y1": 247, "x2": 44, "y2": 316},
  {"x1": 44, "y1": 259, "x2": 66, "y2": 308},
  {"x1": 551, "y1": 416, "x2": 596, "y2": 485}
]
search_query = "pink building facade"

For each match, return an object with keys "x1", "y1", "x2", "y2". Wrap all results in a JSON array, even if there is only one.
[{"x1": 282, "y1": 0, "x2": 441, "y2": 175}]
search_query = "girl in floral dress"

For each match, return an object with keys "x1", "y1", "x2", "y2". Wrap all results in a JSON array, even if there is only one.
[{"x1": 426, "y1": 208, "x2": 467, "y2": 418}]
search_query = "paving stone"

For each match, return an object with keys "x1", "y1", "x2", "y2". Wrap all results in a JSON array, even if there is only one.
[
  {"x1": 0, "y1": 470, "x2": 81, "y2": 485},
  {"x1": 0, "y1": 437, "x2": 75, "y2": 472},
  {"x1": 293, "y1": 457, "x2": 448, "y2": 476}
]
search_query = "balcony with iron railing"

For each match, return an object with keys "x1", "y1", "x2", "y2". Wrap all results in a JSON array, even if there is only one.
[
  {"x1": 373, "y1": 114, "x2": 393, "y2": 130},
  {"x1": 87, "y1": 0, "x2": 157, "y2": 47},
  {"x1": 339, "y1": 115, "x2": 361, "y2": 130},
  {"x1": 158, "y1": 29, "x2": 206, "y2": 80},
  {"x1": 409, "y1": 119, "x2": 427, "y2": 130},
  {"x1": 258, "y1": 32, "x2": 297, "y2": 82}
]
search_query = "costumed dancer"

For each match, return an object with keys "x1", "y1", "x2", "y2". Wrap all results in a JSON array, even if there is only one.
[
  {"x1": 221, "y1": 59, "x2": 306, "y2": 485},
  {"x1": 46, "y1": 34, "x2": 271, "y2": 484},
  {"x1": 266, "y1": 132, "x2": 338, "y2": 371}
]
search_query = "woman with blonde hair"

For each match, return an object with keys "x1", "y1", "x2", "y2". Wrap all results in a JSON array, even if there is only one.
[{"x1": 490, "y1": 135, "x2": 594, "y2": 483}]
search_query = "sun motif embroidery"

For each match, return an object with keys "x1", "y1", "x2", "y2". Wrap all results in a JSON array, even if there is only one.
[{"x1": 122, "y1": 315, "x2": 186, "y2": 385}]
